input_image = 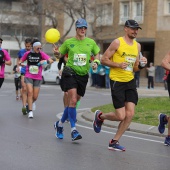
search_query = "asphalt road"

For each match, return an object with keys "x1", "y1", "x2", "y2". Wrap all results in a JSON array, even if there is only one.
[{"x1": 0, "y1": 81, "x2": 169, "y2": 170}]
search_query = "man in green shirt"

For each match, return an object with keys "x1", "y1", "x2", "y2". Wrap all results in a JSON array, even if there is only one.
[{"x1": 54, "y1": 18, "x2": 100, "y2": 141}]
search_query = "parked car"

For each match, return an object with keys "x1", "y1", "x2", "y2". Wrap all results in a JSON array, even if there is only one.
[{"x1": 42, "y1": 61, "x2": 63, "y2": 85}]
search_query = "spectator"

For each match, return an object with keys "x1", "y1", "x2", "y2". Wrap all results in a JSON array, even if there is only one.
[
  {"x1": 104, "y1": 66, "x2": 110, "y2": 88},
  {"x1": 146, "y1": 62, "x2": 155, "y2": 89},
  {"x1": 98, "y1": 64, "x2": 105, "y2": 88},
  {"x1": 134, "y1": 70, "x2": 140, "y2": 88},
  {"x1": 163, "y1": 70, "x2": 169, "y2": 91}
]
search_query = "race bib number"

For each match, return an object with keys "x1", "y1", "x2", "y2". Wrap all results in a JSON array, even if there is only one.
[
  {"x1": 29, "y1": 65, "x2": 39, "y2": 74},
  {"x1": 73, "y1": 54, "x2": 87, "y2": 66},
  {"x1": 124, "y1": 57, "x2": 136, "y2": 72}
]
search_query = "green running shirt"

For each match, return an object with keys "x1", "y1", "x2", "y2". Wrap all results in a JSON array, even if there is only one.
[{"x1": 59, "y1": 37, "x2": 100, "y2": 76}]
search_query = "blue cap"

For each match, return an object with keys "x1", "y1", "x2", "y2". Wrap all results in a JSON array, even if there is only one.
[{"x1": 75, "y1": 18, "x2": 88, "y2": 28}]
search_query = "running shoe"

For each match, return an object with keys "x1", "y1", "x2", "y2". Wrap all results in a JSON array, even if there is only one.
[
  {"x1": 158, "y1": 113, "x2": 167, "y2": 134},
  {"x1": 108, "y1": 140, "x2": 126, "y2": 151},
  {"x1": 71, "y1": 130, "x2": 82, "y2": 141},
  {"x1": 22, "y1": 106, "x2": 27, "y2": 115},
  {"x1": 54, "y1": 121, "x2": 64, "y2": 139},
  {"x1": 28, "y1": 111, "x2": 33, "y2": 118},
  {"x1": 164, "y1": 136, "x2": 170, "y2": 146},
  {"x1": 93, "y1": 110, "x2": 104, "y2": 133},
  {"x1": 16, "y1": 96, "x2": 19, "y2": 100}
]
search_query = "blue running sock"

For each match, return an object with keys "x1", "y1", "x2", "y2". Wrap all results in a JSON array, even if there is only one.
[
  {"x1": 61, "y1": 107, "x2": 68, "y2": 123},
  {"x1": 68, "y1": 107, "x2": 77, "y2": 128}
]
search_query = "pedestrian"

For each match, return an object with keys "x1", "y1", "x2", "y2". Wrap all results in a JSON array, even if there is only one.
[
  {"x1": 134, "y1": 70, "x2": 140, "y2": 88},
  {"x1": 92, "y1": 19, "x2": 147, "y2": 151},
  {"x1": 0, "y1": 38, "x2": 12, "y2": 88},
  {"x1": 98, "y1": 63, "x2": 105, "y2": 88},
  {"x1": 104, "y1": 65, "x2": 110, "y2": 88},
  {"x1": 90, "y1": 60, "x2": 100, "y2": 87},
  {"x1": 146, "y1": 62, "x2": 155, "y2": 89},
  {"x1": 19, "y1": 39, "x2": 53, "y2": 118},
  {"x1": 53, "y1": 18, "x2": 100, "y2": 141},
  {"x1": 158, "y1": 113, "x2": 170, "y2": 146},
  {"x1": 13, "y1": 64, "x2": 22, "y2": 100},
  {"x1": 162, "y1": 70, "x2": 169, "y2": 91},
  {"x1": 17, "y1": 38, "x2": 32, "y2": 114}
]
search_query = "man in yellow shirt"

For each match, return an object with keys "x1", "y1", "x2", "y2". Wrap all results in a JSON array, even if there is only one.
[{"x1": 93, "y1": 20, "x2": 147, "y2": 151}]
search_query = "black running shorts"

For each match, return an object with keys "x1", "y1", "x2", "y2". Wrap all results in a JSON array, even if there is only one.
[
  {"x1": 61, "y1": 67, "x2": 89, "y2": 97},
  {"x1": 110, "y1": 79, "x2": 138, "y2": 109}
]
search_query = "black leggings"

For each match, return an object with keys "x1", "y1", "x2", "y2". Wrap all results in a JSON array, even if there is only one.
[
  {"x1": 14, "y1": 78, "x2": 21, "y2": 90},
  {"x1": 0, "y1": 78, "x2": 4, "y2": 88}
]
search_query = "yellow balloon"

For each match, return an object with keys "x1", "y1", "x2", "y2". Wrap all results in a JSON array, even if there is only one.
[{"x1": 45, "y1": 28, "x2": 60, "y2": 43}]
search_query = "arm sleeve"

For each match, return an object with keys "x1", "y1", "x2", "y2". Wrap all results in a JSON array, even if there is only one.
[{"x1": 58, "y1": 56, "x2": 64, "y2": 70}]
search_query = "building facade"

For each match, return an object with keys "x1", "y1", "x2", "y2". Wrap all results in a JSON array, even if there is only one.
[{"x1": 1, "y1": 0, "x2": 170, "y2": 82}]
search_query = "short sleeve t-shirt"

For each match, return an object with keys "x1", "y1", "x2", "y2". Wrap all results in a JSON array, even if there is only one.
[
  {"x1": 59, "y1": 37, "x2": 100, "y2": 76},
  {"x1": 0, "y1": 49, "x2": 11, "y2": 78},
  {"x1": 21, "y1": 51, "x2": 50, "y2": 80}
]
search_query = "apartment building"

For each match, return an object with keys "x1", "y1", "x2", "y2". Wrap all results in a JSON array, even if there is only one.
[
  {"x1": 74, "y1": 0, "x2": 169, "y2": 81},
  {"x1": 0, "y1": 0, "x2": 63, "y2": 72},
  {"x1": 1, "y1": 0, "x2": 170, "y2": 82}
]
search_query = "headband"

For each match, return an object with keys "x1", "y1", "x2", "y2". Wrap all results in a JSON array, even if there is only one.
[{"x1": 33, "y1": 42, "x2": 41, "y2": 47}]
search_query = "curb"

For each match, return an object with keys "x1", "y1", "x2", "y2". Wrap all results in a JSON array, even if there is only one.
[{"x1": 81, "y1": 110, "x2": 167, "y2": 138}]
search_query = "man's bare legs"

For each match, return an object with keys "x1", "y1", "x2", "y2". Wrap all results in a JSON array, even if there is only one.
[{"x1": 100, "y1": 102, "x2": 135, "y2": 141}]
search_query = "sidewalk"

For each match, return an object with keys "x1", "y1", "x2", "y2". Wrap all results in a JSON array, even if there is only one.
[{"x1": 81, "y1": 86, "x2": 169, "y2": 137}]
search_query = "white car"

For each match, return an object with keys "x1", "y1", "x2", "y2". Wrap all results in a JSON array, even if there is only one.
[{"x1": 42, "y1": 61, "x2": 63, "y2": 85}]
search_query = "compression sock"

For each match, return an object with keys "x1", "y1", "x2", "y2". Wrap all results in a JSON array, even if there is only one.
[
  {"x1": 61, "y1": 107, "x2": 68, "y2": 123},
  {"x1": 68, "y1": 107, "x2": 77, "y2": 128}
]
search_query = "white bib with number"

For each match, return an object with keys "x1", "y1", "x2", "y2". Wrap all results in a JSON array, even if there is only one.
[
  {"x1": 124, "y1": 57, "x2": 136, "y2": 72},
  {"x1": 73, "y1": 54, "x2": 87, "y2": 66},
  {"x1": 29, "y1": 65, "x2": 39, "y2": 74}
]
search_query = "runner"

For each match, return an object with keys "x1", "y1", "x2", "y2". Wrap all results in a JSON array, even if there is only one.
[
  {"x1": 19, "y1": 39, "x2": 53, "y2": 118},
  {"x1": 17, "y1": 38, "x2": 32, "y2": 114},
  {"x1": 13, "y1": 64, "x2": 22, "y2": 100},
  {"x1": 0, "y1": 38, "x2": 12, "y2": 88},
  {"x1": 158, "y1": 113, "x2": 170, "y2": 146},
  {"x1": 53, "y1": 18, "x2": 100, "y2": 141},
  {"x1": 92, "y1": 20, "x2": 147, "y2": 151}
]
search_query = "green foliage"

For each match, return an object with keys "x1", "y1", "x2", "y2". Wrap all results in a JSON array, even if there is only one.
[{"x1": 91, "y1": 97, "x2": 170, "y2": 126}]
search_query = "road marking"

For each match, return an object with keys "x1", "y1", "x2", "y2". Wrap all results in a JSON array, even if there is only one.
[
  {"x1": 76, "y1": 124, "x2": 164, "y2": 144},
  {"x1": 56, "y1": 110, "x2": 164, "y2": 144}
]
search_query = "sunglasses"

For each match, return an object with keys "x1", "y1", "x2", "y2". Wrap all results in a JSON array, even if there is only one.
[
  {"x1": 36, "y1": 47, "x2": 42, "y2": 50},
  {"x1": 78, "y1": 27, "x2": 87, "y2": 30}
]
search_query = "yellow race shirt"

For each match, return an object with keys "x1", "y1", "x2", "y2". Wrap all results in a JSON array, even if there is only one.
[{"x1": 109, "y1": 37, "x2": 138, "y2": 82}]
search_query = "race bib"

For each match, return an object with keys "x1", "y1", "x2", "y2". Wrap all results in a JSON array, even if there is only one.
[
  {"x1": 73, "y1": 54, "x2": 87, "y2": 66},
  {"x1": 29, "y1": 65, "x2": 39, "y2": 74},
  {"x1": 124, "y1": 57, "x2": 136, "y2": 72}
]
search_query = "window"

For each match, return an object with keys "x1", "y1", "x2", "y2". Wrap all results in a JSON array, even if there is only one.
[
  {"x1": 132, "y1": 1, "x2": 143, "y2": 22},
  {"x1": 119, "y1": 0, "x2": 143, "y2": 24},
  {"x1": 120, "y1": 1, "x2": 130, "y2": 23},
  {"x1": 164, "y1": 0, "x2": 170, "y2": 15},
  {"x1": 96, "y1": 3, "x2": 113, "y2": 26}
]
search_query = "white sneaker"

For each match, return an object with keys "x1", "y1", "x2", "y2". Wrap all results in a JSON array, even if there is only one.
[
  {"x1": 28, "y1": 111, "x2": 33, "y2": 118},
  {"x1": 33, "y1": 102, "x2": 36, "y2": 111}
]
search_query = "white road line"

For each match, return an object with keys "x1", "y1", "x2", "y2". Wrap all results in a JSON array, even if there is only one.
[{"x1": 56, "y1": 111, "x2": 164, "y2": 144}]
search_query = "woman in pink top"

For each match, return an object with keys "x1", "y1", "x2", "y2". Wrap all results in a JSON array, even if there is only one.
[
  {"x1": 19, "y1": 39, "x2": 53, "y2": 118},
  {"x1": 0, "y1": 38, "x2": 12, "y2": 88}
]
